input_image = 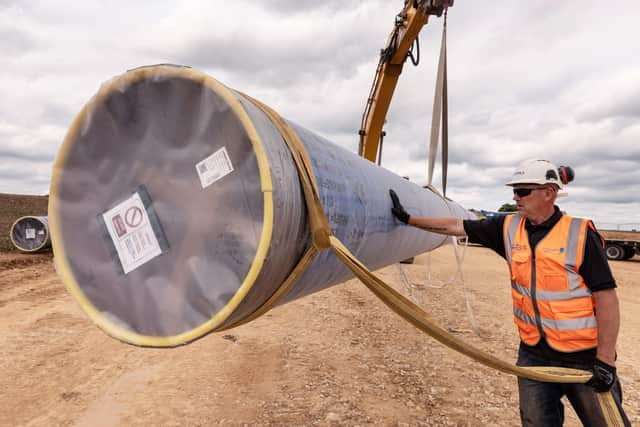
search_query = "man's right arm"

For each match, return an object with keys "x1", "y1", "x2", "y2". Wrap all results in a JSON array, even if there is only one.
[
  {"x1": 389, "y1": 189, "x2": 467, "y2": 236},
  {"x1": 408, "y1": 217, "x2": 466, "y2": 236},
  {"x1": 389, "y1": 187, "x2": 506, "y2": 257}
]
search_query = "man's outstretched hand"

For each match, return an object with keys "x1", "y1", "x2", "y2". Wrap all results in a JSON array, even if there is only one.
[{"x1": 389, "y1": 189, "x2": 410, "y2": 224}]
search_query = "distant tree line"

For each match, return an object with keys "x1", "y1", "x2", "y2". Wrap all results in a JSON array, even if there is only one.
[{"x1": 498, "y1": 203, "x2": 517, "y2": 212}]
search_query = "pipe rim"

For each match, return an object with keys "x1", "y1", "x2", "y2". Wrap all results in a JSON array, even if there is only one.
[
  {"x1": 48, "y1": 65, "x2": 274, "y2": 347},
  {"x1": 10, "y1": 215, "x2": 50, "y2": 252}
]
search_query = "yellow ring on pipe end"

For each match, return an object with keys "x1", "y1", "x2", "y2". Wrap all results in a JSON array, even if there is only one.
[{"x1": 49, "y1": 65, "x2": 274, "y2": 347}]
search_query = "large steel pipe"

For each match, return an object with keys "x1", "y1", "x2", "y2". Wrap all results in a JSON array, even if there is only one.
[
  {"x1": 49, "y1": 65, "x2": 472, "y2": 347},
  {"x1": 10, "y1": 216, "x2": 51, "y2": 252}
]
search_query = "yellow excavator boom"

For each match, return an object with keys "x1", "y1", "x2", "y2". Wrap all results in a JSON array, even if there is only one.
[{"x1": 358, "y1": 0, "x2": 452, "y2": 163}]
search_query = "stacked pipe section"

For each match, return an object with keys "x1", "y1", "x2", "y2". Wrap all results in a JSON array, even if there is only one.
[
  {"x1": 10, "y1": 216, "x2": 51, "y2": 252},
  {"x1": 49, "y1": 65, "x2": 473, "y2": 347}
]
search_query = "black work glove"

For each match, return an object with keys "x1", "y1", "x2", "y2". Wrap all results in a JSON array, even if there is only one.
[
  {"x1": 586, "y1": 358, "x2": 616, "y2": 392},
  {"x1": 389, "y1": 189, "x2": 410, "y2": 224}
]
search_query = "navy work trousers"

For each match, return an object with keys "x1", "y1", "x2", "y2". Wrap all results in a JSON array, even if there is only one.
[{"x1": 516, "y1": 344, "x2": 631, "y2": 427}]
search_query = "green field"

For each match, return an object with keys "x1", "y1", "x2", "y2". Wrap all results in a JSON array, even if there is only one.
[{"x1": 0, "y1": 193, "x2": 49, "y2": 252}]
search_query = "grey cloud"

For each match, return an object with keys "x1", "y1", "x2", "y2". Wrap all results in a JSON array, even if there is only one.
[
  {"x1": 459, "y1": 112, "x2": 491, "y2": 128},
  {"x1": 257, "y1": 0, "x2": 365, "y2": 15},
  {"x1": 443, "y1": 165, "x2": 505, "y2": 189},
  {"x1": 569, "y1": 161, "x2": 639, "y2": 188},
  {"x1": 607, "y1": 117, "x2": 639, "y2": 135},
  {"x1": 577, "y1": 88, "x2": 640, "y2": 123},
  {"x1": 0, "y1": 1, "x2": 29, "y2": 11},
  {"x1": 0, "y1": 160, "x2": 51, "y2": 185},
  {"x1": 0, "y1": 26, "x2": 40, "y2": 56},
  {"x1": 0, "y1": 126, "x2": 63, "y2": 161},
  {"x1": 567, "y1": 140, "x2": 639, "y2": 165},
  {"x1": 169, "y1": 33, "x2": 375, "y2": 88},
  {"x1": 514, "y1": 73, "x2": 579, "y2": 107},
  {"x1": 0, "y1": 176, "x2": 50, "y2": 195},
  {"x1": 561, "y1": 200, "x2": 640, "y2": 227},
  {"x1": 297, "y1": 114, "x2": 360, "y2": 139},
  {"x1": 571, "y1": 189, "x2": 639, "y2": 205},
  {"x1": 0, "y1": 170, "x2": 49, "y2": 184},
  {"x1": 0, "y1": 149, "x2": 53, "y2": 162},
  {"x1": 289, "y1": 99, "x2": 363, "y2": 136},
  {"x1": 40, "y1": 102, "x2": 76, "y2": 127},
  {"x1": 0, "y1": 0, "x2": 638, "y2": 228}
]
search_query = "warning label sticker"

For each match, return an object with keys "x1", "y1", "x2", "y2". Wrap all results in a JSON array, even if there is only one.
[
  {"x1": 195, "y1": 146, "x2": 234, "y2": 189},
  {"x1": 102, "y1": 192, "x2": 162, "y2": 274}
]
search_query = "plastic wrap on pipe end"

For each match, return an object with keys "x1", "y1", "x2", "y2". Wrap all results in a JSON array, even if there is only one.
[
  {"x1": 49, "y1": 65, "x2": 308, "y2": 347},
  {"x1": 10, "y1": 216, "x2": 51, "y2": 252}
]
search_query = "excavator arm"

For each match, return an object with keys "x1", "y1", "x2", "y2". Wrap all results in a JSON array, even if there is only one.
[{"x1": 358, "y1": 0, "x2": 452, "y2": 163}]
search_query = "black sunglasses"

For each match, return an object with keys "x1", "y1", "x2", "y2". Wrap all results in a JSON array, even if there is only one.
[{"x1": 513, "y1": 187, "x2": 543, "y2": 197}]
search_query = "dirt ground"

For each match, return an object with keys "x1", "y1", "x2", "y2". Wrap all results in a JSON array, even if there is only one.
[{"x1": 1, "y1": 246, "x2": 638, "y2": 426}]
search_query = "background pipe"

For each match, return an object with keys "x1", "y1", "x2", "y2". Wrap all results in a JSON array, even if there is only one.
[{"x1": 10, "y1": 216, "x2": 51, "y2": 253}]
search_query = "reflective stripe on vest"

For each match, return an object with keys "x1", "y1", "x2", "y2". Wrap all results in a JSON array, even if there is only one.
[
  {"x1": 503, "y1": 213, "x2": 597, "y2": 352},
  {"x1": 513, "y1": 307, "x2": 597, "y2": 330},
  {"x1": 511, "y1": 281, "x2": 592, "y2": 301}
]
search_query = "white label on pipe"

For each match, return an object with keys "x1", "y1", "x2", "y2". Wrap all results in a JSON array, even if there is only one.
[
  {"x1": 102, "y1": 192, "x2": 161, "y2": 274},
  {"x1": 25, "y1": 228, "x2": 36, "y2": 239},
  {"x1": 195, "y1": 146, "x2": 234, "y2": 189}
]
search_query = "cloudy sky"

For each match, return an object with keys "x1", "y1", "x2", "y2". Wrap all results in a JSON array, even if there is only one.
[{"x1": 1, "y1": 1, "x2": 639, "y2": 229}]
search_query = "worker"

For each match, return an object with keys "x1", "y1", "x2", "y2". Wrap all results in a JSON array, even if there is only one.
[{"x1": 389, "y1": 159, "x2": 630, "y2": 426}]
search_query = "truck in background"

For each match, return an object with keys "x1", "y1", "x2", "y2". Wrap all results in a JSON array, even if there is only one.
[{"x1": 600, "y1": 230, "x2": 640, "y2": 261}]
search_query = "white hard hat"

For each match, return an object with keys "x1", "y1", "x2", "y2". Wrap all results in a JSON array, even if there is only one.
[{"x1": 506, "y1": 159, "x2": 573, "y2": 196}]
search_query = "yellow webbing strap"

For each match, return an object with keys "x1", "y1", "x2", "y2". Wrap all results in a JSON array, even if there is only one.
[
  {"x1": 236, "y1": 93, "x2": 595, "y2": 385},
  {"x1": 329, "y1": 236, "x2": 592, "y2": 383},
  {"x1": 597, "y1": 391, "x2": 626, "y2": 427},
  {"x1": 220, "y1": 94, "x2": 330, "y2": 331},
  {"x1": 220, "y1": 247, "x2": 318, "y2": 330}
]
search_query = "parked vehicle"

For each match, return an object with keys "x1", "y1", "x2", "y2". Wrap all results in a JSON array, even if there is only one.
[{"x1": 600, "y1": 230, "x2": 639, "y2": 261}]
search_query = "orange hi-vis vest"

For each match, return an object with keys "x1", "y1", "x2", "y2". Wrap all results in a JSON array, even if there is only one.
[{"x1": 503, "y1": 213, "x2": 598, "y2": 352}]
